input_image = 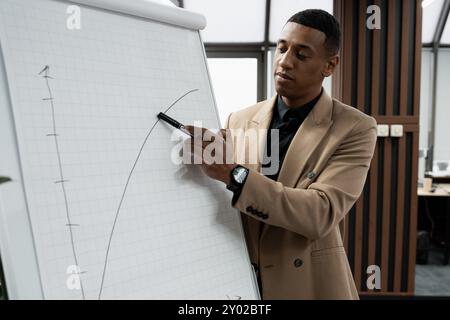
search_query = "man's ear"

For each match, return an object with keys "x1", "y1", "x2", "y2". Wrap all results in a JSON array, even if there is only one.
[{"x1": 322, "y1": 55, "x2": 339, "y2": 77}]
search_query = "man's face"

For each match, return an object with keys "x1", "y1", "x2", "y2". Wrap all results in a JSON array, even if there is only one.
[{"x1": 273, "y1": 22, "x2": 334, "y2": 102}]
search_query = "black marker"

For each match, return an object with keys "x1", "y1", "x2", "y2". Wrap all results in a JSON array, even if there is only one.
[{"x1": 157, "y1": 112, "x2": 193, "y2": 137}]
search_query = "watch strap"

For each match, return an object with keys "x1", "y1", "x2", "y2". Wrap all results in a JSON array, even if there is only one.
[{"x1": 226, "y1": 166, "x2": 249, "y2": 205}]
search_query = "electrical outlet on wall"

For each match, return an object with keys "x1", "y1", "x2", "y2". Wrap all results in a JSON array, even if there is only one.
[
  {"x1": 391, "y1": 125, "x2": 403, "y2": 137},
  {"x1": 377, "y1": 124, "x2": 389, "y2": 137}
]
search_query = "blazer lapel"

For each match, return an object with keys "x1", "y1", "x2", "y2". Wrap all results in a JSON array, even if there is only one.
[
  {"x1": 239, "y1": 96, "x2": 275, "y2": 256},
  {"x1": 276, "y1": 91, "x2": 334, "y2": 188},
  {"x1": 259, "y1": 91, "x2": 334, "y2": 241},
  {"x1": 244, "y1": 96, "x2": 276, "y2": 171}
]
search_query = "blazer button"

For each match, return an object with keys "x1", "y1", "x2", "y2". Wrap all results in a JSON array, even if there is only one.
[
  {"x1": 262, "y1": 214, "x2": 269, "y2": 220},
  {"x1": 246, "y1": 206, "x2": 253, "y2": 212},
  {"x1": 307, "y1": 171, "x2": 316, "y2": 179},
  {"x1": 294, "y1": 258, "x2": 303, "y2": 268}
]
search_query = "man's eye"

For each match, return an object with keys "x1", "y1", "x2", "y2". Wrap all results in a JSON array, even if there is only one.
[
  {"x1": 296, "y1": 53, "x2": 307, "y2": 60},
  {"x1": 278, "y1": 47, "x2": 286, "y2": 53}
]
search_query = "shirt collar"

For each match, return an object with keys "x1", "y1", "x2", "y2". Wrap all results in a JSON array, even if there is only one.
[{"x1": 277, "y1": 88, "x2": 323, "y2": 121}]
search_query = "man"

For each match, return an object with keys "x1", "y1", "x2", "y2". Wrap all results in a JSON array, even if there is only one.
[{"x1": 185, "y1": 9, "x2": 377, "y2": 299}]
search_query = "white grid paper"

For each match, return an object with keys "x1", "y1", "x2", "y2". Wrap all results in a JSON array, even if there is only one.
[{"x1": 0, "y1": 0, "x2": 258, "y2": 299}]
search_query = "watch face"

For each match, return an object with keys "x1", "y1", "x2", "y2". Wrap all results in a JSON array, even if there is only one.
[{"x1": 234, "y1": 167, "x2": 248, "y2": 184}]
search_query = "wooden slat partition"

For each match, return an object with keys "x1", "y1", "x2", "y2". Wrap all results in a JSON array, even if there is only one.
[
  {"x1": 367, "y1": 0, "x2": 381, "y2": 281},
  {"x1": 354, "y1": 0, "x2": 367, "y2": 290},
  {"x1": 333, "y1": 0, "x2": 422, "y2": 296}
]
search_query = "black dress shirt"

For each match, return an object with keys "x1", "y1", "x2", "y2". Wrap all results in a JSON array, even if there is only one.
[{"x1": 262, "y1": 89, "x2": 323, "y2": 181}]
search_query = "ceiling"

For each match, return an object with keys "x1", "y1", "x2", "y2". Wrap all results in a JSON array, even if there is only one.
[{"x1": 166, "y1": 0, "x2": 450, "y2": 46}]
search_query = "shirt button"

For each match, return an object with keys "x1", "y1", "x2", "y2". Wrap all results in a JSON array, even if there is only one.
[
  {"x1": 307, "y1": 171, "x2": 316, "y2": 179},
  {"x1": 294, "y1": 258, "x2": 303, "y2": 268}
]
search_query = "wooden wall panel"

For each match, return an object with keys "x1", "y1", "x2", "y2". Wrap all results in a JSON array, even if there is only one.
[{"x1": 333, "y1": 0, "x2": 421, "y2": 296}]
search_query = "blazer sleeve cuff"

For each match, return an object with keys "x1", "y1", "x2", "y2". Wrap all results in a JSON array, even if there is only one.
[{"x1": 232, "y1": 170, "x2": 273, "y2": 222}]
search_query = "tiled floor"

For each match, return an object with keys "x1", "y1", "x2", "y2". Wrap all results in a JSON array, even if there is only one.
[{"x1": 415, "y1": 247, "x2": 450, "y2": 296}]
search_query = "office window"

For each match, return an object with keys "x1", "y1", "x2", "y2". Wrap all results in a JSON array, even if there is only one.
[
  {"x1": 441, "y1": 18, "x2": 450, "y2": 45},
  {"x1": 184, "y1": 0, "x2": 265, "y2": 43},
  {"x1": 421, "y1": 0, "x2": 445, "y2": 44},
  {"x1": 207, "y1": 58, "x2": 258, "y2": 126}
]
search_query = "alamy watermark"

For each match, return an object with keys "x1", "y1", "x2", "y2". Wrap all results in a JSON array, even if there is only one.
[
  {"x1": 66, "y1": 264, "x2": 82, "y2": 290},
  {"x1": 367, "y1": 5, "x2": 381, "y2": 30},
  {"x1": 169, "y1": 121, "x2": 281, "y2": 176},
  {"x1": 65, "y1": 4, "x2": 381, "y2": 31},
  {"x1": 66, "y1": 5, "x2": 81, "y2": 30},
  {"x1": 366, "y1": 265, "x2": 381, "y2": 290}
]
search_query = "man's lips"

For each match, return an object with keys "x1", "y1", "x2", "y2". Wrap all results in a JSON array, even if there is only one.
[{"x1": 275, "y1": 72, "x2": 294, "y2": 81}]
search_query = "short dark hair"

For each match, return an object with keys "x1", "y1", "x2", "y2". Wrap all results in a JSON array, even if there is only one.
[{"x1": 287, "y1": 9, "x2": 341, "y2": 56}]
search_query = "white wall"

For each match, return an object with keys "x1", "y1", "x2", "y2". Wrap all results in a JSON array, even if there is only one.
[
  {"x1": 434, "y1": 48, "x2": 450, "y2": 162},
  {"x1": 418, "y1": 48, "x2": 450, "y2": 178},
  {"x1": 418, "y1": 49, "x2": 433, "y2": 179},
  {"x1": 419, "y1": 49, "x2": 433, "y2": 150}
]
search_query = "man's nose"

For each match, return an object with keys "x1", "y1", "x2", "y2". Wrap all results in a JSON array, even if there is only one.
[{"x1": 278, "y1": 50, "x2": 294, "y2": 69}]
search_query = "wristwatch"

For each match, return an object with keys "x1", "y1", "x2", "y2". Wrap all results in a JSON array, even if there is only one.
[{"x1": 226, "y1": 165, "x2": 249, "y2": 194}]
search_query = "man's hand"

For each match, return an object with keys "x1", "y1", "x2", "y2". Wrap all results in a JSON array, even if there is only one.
[{"x1": 183, "y1": 125, "x2": 237, "y2": 185}]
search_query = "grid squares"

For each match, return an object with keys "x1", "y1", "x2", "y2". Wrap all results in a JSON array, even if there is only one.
[{"x1": 0, "y1": 0, "x2": 257, "y2": 300}]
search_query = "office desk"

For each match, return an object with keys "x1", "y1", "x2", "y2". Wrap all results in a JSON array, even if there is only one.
[
  {"x1": 424, "y1": 172, "x2": 450, "y2": 184},
  {"x1": 418, "y1": 184, "x2": 450, "y2": 265},
  {"x1": 418, "y1": 184, "x2": 450, "y2": 197}
]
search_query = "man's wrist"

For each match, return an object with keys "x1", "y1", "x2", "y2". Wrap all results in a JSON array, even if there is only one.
[
  {"x1": 223, "y1": 164, "x2": 238, "y2": 185},
  {"x1": 226, "y1": 165, "x2": 249, "y2": 204}
]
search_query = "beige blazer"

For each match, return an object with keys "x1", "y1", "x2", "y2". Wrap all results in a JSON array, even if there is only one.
[{"x1": 225, "y1": 90, "x2": 377, "y2": 300}]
